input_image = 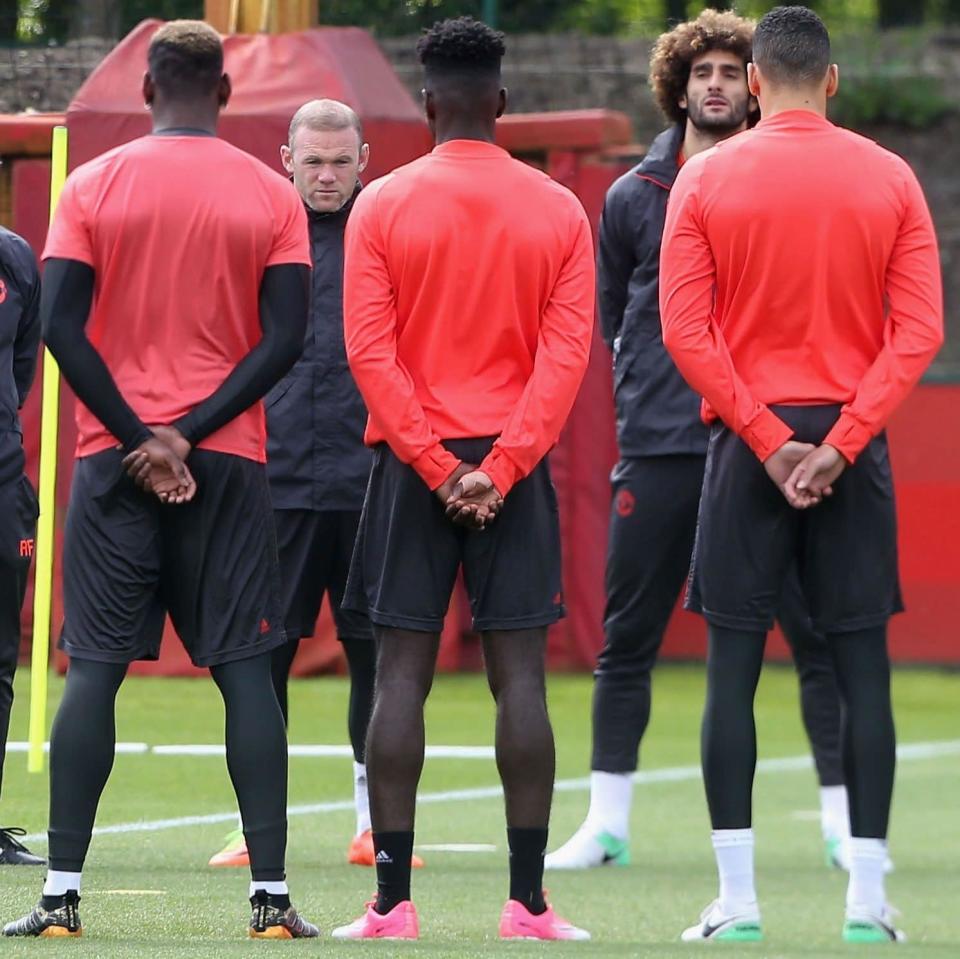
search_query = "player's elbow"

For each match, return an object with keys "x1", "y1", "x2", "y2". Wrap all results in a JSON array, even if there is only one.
[{"x1": 661, "y1": 319, "x2": 683, "y2": 358}]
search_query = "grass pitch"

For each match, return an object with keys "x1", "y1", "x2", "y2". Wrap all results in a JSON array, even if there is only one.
[{"x1": 1, "y1": 664, "x2": 958, "y2": 957}]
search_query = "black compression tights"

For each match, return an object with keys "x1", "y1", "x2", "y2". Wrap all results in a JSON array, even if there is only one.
[
  {"x1": 342, "y1": 637, "x2": 377, "y2": 765},
  {"x1": 211, "y1": 652, "x2": 288, "y2": 880},
  {"x1": 701, "y1": 624, "x2": 894, "y2": 837},
  {"x1": 48, "y1": 653, "x2": 288, "y2": 880},
  {"x1": 270, "y1": 636, "x2": 376, "y2": 764},
  {"x1": 827, "y1": 627, "x2": 896, "y2": 838},
  {"x1": 48, "y1": 659, "x2": 128, "y2": 871}
]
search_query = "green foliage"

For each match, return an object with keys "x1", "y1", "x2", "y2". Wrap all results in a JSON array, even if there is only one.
[
  {"x1": 4, "y1": 0, "x2": 960, "y2": 43},
  {"x1": 119, "y1": 0, "x2": 203, "y2": 35},
  {"x1": 831, "y1": 72, "x2": 954, "y2": 128}
]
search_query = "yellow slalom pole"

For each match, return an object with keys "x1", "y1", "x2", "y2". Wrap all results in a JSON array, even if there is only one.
[{"x1": 27, "y1": 125, "x2": 68, "y2": 774}]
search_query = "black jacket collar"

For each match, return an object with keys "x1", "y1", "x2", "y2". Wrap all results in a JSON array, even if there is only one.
[{"x1": 636, "y1": 125, "x2": 684, "y2": 189}]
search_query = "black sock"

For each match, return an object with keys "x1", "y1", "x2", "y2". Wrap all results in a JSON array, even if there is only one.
[
  {"x1": 373, "y1": 831, "x2": 413, "y2": 914},
  {"x1": 252, "y1": 890, "x2": 291, "y2": 910},
  {"x1": 40, "y1": 893, "x2": 72, "y2": 910},
  {"x1": 507, "y1": 827, "x2": 548, "y2": 914}
]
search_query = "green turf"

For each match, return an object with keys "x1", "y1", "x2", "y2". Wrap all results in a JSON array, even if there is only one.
[{"x1": 1, "y1": 665, "x2": 958, "y2": 957}]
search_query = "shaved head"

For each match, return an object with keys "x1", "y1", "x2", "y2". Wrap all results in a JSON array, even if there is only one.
[{"x1": 288, "y1": 99, "x2": 363, "y2": 148}]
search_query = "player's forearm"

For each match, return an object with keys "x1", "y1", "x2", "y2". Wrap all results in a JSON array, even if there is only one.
[
  {"x1": 13, "y1": 335, "x2": 40, "y2": 409},
  {"x1": 824, "y1": 327, "x2": 944, "y2": 462},
  {"x1": 175, "y1": 264, "x2": 308, "y2": 446},
  {"x1": 665, "y1": 326, "x2": 792, "y2": 462},
  {"x1": 481, "y1": 330, "x2": 593, "y2": 496},
  {"x1": 826, "y1": 181, "x2": 946, "y2": 462},
  {"x1": 351, "y1": 359, "x2": 461, "y2": 490},
  {"x1": 597, "y1": 252, "x2": 629, "y2": 350},
  {"x1": 41, "y1": 258, "x2": 152, "y2": 452}
]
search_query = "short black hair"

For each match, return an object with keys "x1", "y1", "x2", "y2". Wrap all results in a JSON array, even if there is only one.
[
  {"x1": 753, "y1": 5, "x2": 830, "y2": 86},
  {"x1": 148, "y1": 20, "x2": 223, "y2": 100},
  {"x1": 416, "y1": 16, "x2": 505, "y2": 78}
]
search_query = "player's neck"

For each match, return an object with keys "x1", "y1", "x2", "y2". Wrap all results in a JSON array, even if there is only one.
[
  {"x1": 681, "y1": 121, "x2": 747, "y2": 161},
  {"x1": 433, "y1": 118, "x2": 497, "y2": 146},
  {"x1": 757, "y1": 91, "x2": 827, "y2": 120},
  {"x1": 150, "y1": 105, "x2": 220, "y2": 137}
]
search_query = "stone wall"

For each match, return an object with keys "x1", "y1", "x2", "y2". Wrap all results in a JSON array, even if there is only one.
[{"x1": 0, "y1": 39, "x2": 113, "y2": 115}]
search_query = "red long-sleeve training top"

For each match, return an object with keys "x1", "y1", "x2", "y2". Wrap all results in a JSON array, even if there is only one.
[
  {"x1": 343, "y1": 139, "x2": 595, "y2": 495},
  {"x1": 659, "y1": 110, "x2": 943, "y2": 463}
]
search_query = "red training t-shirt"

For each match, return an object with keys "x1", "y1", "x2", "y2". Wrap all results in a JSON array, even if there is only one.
[
  {"x1": 659, "y1": 110, "x2": 943, "y2": 463},
  {"x1": 44, "y1": 134, "x2": 310, "y2": 462},
  {"x1": 343, "y1": 139, "x2": 595, "y2": 496}
]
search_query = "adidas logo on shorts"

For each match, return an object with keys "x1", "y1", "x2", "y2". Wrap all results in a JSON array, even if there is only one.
[{"x1": 375, "y1": 850, "x2": 393, "y2": 864}]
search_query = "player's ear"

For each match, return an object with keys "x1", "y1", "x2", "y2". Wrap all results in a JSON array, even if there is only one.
[
  {"x1": 358, "y1": 142, "x2": 370, "y2": 174},
  {"x1": 142, "y1": 72, "x2": 154, "y2": 109},
  {"x1": 825, "y1": 64, "x2": 839, "y2": 99},
  {"x1": 497, "y1": 87, "x2": 508, "y2": 119},
  {"x1": 747, "y1": 62, "x2": 761, "y2": 98},
  {"x1": 218, "y1": 73, "x2": 232, "y2": 109},
  {"x1": 422, "y1": 87, "x2": 435, "y2": 123},
  {"x1": 279, "y1": 143, "x2": 294, "y2": 175}
]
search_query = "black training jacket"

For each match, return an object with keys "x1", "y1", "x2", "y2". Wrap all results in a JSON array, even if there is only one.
[
  {"x1": 266, "y1": 189, "x2": 371, "y2": 511},
  {"x1": 598, "y1": 124, "x2": 709, "y2": 458},
  {"x1": 0, "y1": 227, "x2": 40, "y2": 487}
]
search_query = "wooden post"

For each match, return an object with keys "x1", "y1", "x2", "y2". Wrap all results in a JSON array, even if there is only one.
[{"x1": 204, "y1": 0, "x2": 318, "y2": 34}]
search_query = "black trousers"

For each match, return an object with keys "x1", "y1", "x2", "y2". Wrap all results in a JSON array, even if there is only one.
[
  {"x1": 0, "y1": 474, "x2": 38, "y2": 798},
  {"x1": 591, "y1": 455, "x2": 843, "y2": 786}
]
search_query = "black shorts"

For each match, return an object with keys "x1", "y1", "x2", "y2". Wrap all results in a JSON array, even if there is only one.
[
  {"x1": 343, "y1": 438, "x2": 564, "y2": 633},
  {"x1": 61, "y1": 449, "x2": 286, "y2": 668},
  {"x1": 686, "y1": 405, "x2": 903, "y2": 634},
  {"x1": 274, "y1": 509, "x2": 373, "y2": 641}
]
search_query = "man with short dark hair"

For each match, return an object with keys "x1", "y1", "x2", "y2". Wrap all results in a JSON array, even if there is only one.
[
  {"x1": 547, "y1": 8, "x2": 853, "y2": 876},
  {"x1": 3, "y1": 20, "x2": 318, "y2": 939},
  {"x1": 0, "y1": 225, "x2": 43, "y2": 867},
  {"x1": 661, "y1": 5, "x2": 942, "y2": 943},
  {"x1": 331, "y1": 16, "x2": 594, "y2": 942}
]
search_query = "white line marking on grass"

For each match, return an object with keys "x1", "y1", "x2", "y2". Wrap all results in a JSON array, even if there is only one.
[
  {"x1": 101, "y1": 890, "x2": 167, "y2": 896},
  {"x1": 153, "y1": 744, "x2": 496, "y2": 759},
  {"x1": 415, "y1": 843, "x2": 497, "y2": 853},
  {"x1": 20, "y1": 739, "x2": 960, "y2": 846}
]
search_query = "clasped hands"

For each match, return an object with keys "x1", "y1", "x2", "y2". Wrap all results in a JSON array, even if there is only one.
[
  {"x1": 436, "y1": 462, "x2": 503, "y2": 531},
  {"x1": 764, "y1": 440, "x2": 846, "y2": 510},
  {"x1": 121, "y1": 425, "x2": 196, "y2": 504}
]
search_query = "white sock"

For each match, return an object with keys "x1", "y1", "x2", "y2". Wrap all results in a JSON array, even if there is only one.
[
  {"x1": 585, "y1": 771, "x2": 632, "y2": 840},
  {"x1": 712, "y1": 829, "x2": 757, "y2": 916},
  {"x1": 354, "y1": 762, "x2": 371, "y2": 837},
  {"x1": 820, "y1": 785, "x2": 850, "y2": 842},
  {"x1": 846, "y1": 837, "x2": 887, "y2": 916},
  {"x1": 250, "y1": 880, "x2": 288, "y2": 897},
  {"x1": 43, "y1": 871, "x2": 82, "y2": 896}
]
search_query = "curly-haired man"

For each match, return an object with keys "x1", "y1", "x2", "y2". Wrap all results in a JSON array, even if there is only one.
[
  {"x1": 547, "y1": 7, "x2": 856, "y2": 886},
  {"x1": 331, "y1": 16, "x2": 595, "y2": 941}
]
